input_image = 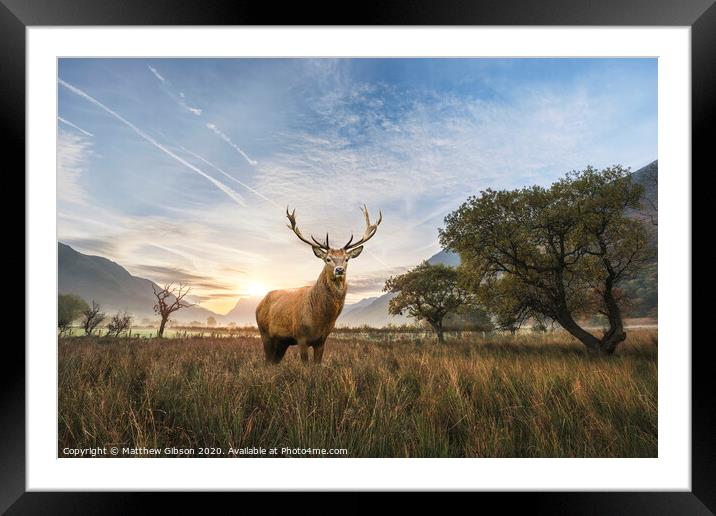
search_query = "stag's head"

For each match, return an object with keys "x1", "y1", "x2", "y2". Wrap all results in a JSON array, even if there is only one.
[{"x1": 286, "y1": 205, "x2": 382, "y2": 281}]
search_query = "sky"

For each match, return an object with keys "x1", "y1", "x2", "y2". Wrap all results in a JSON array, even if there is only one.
[{"x1": 57, "y1": 58, "x2": 657, "y2": 314}]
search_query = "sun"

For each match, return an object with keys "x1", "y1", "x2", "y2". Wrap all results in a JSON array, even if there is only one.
[{"x1": 246, "y1": 282, "x2": 269, "y2": 298}]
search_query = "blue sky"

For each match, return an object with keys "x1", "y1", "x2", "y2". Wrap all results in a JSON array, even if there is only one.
[{"x1": 57, "y1": 58, "x2": 657, "y2": 313}]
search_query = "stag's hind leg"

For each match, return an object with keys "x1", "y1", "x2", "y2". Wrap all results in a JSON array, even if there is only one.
[{"x1": 272, "y1": 339, "x2": 290, "y2": 363}]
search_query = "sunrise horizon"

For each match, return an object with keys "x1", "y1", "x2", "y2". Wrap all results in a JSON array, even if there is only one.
[{"x1": 58, "y1": 58, "x2": 657, "y2": 314}]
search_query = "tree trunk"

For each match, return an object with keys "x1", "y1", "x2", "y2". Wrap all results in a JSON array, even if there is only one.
[
  {"x1": 555, "y1": 310, "x2": 602, "y2": 352},
  {"x1": 158, "y1": 317, "x2": 167, "y2": 338},
  {"x1": 429, "y1": 320, "x2": 445, "y2": 343},
  {"x1": 556, "y1": 306, "x2": 626, "y2": 355},
  {"x1": 598, "y1": 277, "x2": 627, "y2": 354}
]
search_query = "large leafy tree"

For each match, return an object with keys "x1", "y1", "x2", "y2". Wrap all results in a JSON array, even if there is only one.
[
  {"x1": 384, "y1": 262, "x2": 471, "y2": 343},
  {"x1": 440, "y1": 165, "x2": 654, "y2": 354}
]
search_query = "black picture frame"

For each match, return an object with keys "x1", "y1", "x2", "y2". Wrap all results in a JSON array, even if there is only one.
[{"x1": 5, "y1": 0, "x2": 710, "y2": 511}]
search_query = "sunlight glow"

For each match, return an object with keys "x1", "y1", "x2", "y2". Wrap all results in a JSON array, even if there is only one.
[{"x1": 246, "y1": 282, "x2": 269, "y2": 298}]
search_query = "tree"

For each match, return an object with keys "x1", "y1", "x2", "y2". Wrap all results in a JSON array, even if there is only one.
[
  {"x1": 206, "y1": 316, "x2": 217, "y2": 327},
  {"x1": 58, "y1": 294, "x2": 89, "y2": 335},
  {"x1": 152, "y1": 283, "x2": 194, "y2": 337},
  {"x1": 443, "y1": 306, "x2": 494, "y2": 332},
  {"x1": 384, "y1": 262, "x2": 471, "y2": 343},
  {"x1": 107, "y1": 311, "x2": 133, "y2": 337},
  {"x1": 81, "y1": 300, "x2": 106, "y2": 336},
  {"x1": 440, "y1": 165, "x2": 654, "y2": 354}
]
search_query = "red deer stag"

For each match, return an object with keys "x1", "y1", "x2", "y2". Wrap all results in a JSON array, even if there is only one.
[{"x1": 256, "y1": 206, "x2": 382, "y2": 364}]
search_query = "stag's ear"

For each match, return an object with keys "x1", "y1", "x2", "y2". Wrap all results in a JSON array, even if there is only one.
[
  {"x1": 312, "y1": 246, "x2": 328, "y2": 259},
  {"x1": 347, "y1": 246, "x2": 364, "y2": 259}
]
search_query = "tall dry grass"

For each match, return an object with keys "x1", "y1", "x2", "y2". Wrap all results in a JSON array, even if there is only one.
[{"x1": 58, "y1": 330, "x2": 657, "y2": 457}]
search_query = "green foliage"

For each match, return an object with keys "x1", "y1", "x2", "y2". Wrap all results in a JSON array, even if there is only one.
[
  {"x1": 58, "y1": 294, "x2": 89, "y2": 333},
  {"x1": 440, "y1": 165, "x2": 655, "y2": 353},
  {"x1": 443, "y1": 305, "x2": 494, "y2": 332},
  {"x1": 619, "y1": 262, "x2": 658, "y2": 318},
  {"x1": 384, "y1": 262, "x2": 472, "y2": 341}
]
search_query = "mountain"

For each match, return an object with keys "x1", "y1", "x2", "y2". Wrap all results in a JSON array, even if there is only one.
[
  {"x1": 221, "y1": 296, "x2": 262, "y2": 326},
  {"x1": 628, "y1": 160, "x2": 658, "y2": 233},
  {"x1": 58, "y1": 243, "x2": 220, "y2": 322},
  {"x1": 427, "y1": 249, "x2": 460, "y2": 267},
  {"x1": 342, "y1": 296, "x2": 379, "y2": 316},
  {"x1": 631, "y1": 160, "x2": 657, "y2": 196},
  {"x1": 337, "y1": 291, "x2": 411, "y2": 327},
  {"x1": 621, "y1": 160, "x2": 658, "y2": 318},
  {"x1": 337, "y1": 250, "x2": 460, "y2": 327}
]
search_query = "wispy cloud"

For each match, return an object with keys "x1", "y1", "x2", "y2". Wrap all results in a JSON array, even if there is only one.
[
  {"x1": 57, "y1": 59, "x2": 657, "y2": 311},
  {"x1": 147, "y1": 65, "x2": 165, "y2": 83},
  {"x1": 58, "y1": 116, "x2": 94, "y2": 137},
  {"x1": 59, "y1": 78, "x2": 246, "y2": 207},
  {"x1": 147, "y1": 64, "x2": 202, "y2": 115},
  {"x1": 206, "y1": 123, "x2": 257, "y2": 166},
  {"x1": 132, "y1": 264, "x2": 237, "y2": 291},
  {"x1": 57, "y1": 129, "x2": 93, "y2": 205},
  {"x1": 347, "y1": 267, "x2": 407, "y2": 296},
  {"x1": 63, "y1": 238, "x2": 117, "y2": 256},
  {"x1": 178, "y1": 146, "x2": 277, "y2": 208}
]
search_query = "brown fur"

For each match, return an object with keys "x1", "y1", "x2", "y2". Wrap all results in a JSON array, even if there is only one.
[
  {"x1": 256, "y1": 253, "x2": 351, "y2": 364},
  {"x1": 257, "y1": 205, "x2": 380, "y2": 364}
]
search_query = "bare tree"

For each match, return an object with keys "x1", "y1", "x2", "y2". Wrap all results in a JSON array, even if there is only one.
[
  {"x1": 152, "y1": 283, "x2": 194, "y2": 337},
  {"x1": 81, "y1": 300, "x2": 106, "y2": 336},
  {"x1": 107, "y1": 311, "x2": 133, "y2": 337}
]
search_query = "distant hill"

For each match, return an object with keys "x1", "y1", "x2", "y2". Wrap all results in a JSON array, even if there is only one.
[
  {"x1": 343, "y1": 296, "x2": 379, "y2": 316},
  {"x1": 58, "y1": 243, "x2": 220, "y2": 322},
  {"x1": 221, "y1": 295, "x2": 262, "y2": 326},
  {"x1": 622, "y1": 160, "x2": 658, "y2": 318},
  {"x1": 427, "y1": 249, "x2": 460, "y2": 267},
  {"x1": 628, "y1": 160, "x2": 658, "y2": 238}
]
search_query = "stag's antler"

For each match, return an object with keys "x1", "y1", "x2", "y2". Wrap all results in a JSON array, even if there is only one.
[
  {"x1": 286, "y1": 207, "x2": 330, "y2": 250},
  {"x1": 344, "y1": 204, "x2": 382, "y2": 250}
]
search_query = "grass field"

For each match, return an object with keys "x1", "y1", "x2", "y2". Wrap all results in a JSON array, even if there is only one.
[{"x1": 58, "y1": 330, "x2": 657, "y2": 458}]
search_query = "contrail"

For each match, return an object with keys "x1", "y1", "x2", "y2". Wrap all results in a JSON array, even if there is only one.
[
  {"x1": 147, "y1": 65, "x2": 165, "y2": 83},
  {"x1": 206, "y1": 123, "x2": 257, "y2": 166},
  {"x1": 365, "y1": 248, "x2": 391, "y2": 268},
  {"x1": 59, "y1": 78, "x2": 246, "y2": 207},
  {"x1": 179, "y1": 145, "x2": 281, "y2": 209},
  {"x1": 58, "y1": 116, "x2": 94, "y2": 137},
  {"x1": 147, "y1": 64, "x2": 202, "y2": 115}
]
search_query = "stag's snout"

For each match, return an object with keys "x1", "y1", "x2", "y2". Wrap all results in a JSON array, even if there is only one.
[{"x1": 334, "y1": 266, "x2": 345, "y2": 277}]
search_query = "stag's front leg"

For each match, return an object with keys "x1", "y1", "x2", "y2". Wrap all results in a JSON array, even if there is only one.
[
  {"x1": 313, "y1": 341, "x2": 326, "y2": 364},
  {"x1": 298, "y1": 340, "x2": 309, "y2": 363}
]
